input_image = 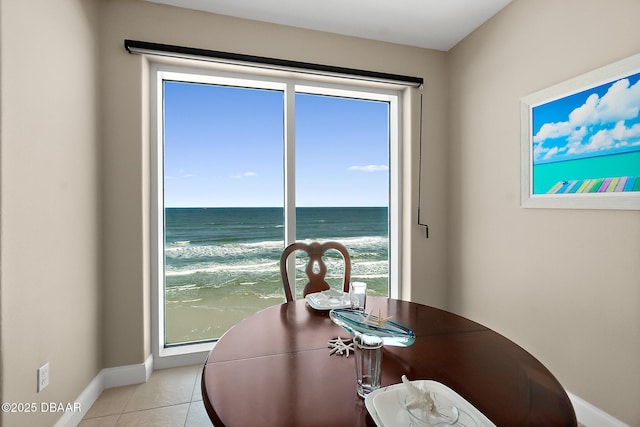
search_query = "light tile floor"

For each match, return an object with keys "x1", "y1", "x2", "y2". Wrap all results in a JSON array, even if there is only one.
[{"x1": 79, "y1": 364, "x2": 212, "y2": 427}]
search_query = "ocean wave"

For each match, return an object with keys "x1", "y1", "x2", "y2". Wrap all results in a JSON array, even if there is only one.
[
  {"x1": 296, "y1": 235, "x2": 387, "y2": 246},
  {"x1": 166, "y1": 298, "x2": 203, "y2": 304},
  {"x1": 167, "y1": 284, "x2": 199, "y2": 291},
  {"x1": 167, "y1": 236, "x2": 387, "y2": 250},
  {"x1": 165, "y1": 236, "x2": 388, "y2": 261},
  {"x1": 166, "y1": 246, "x2": 387, "y2": 276},
  {"x1": 351, "y1": 273, "x2": 390, "y2": 279},
  {"x1": 166, "y1": 260, "x2": 279, "y2": 276},
  {"x1": 165, "y1": 239, "x2": 284, "y2": 259},
  {"x1": 164, "y1": 233, "x2": 389, "y2": 301}
]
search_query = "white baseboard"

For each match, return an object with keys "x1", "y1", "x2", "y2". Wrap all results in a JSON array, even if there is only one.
[
  {"x1": 567, "y1": 391, "x2": 630, "y2": 427},
  {"x1": 102, "y1": 355, "x2": 154, "y2": 389},
  {"x1": 153, "y1": 349, "x2": 209, "y2": 370},
  {"x1": 54, "y1": 355, "x2": 153, "y2": 427},
  {"x1": 53, "y1": 372, "x2": 104, "y2": 427}
]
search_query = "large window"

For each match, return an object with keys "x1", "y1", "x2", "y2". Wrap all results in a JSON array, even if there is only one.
[{"x1": 152, "y1": 64, "x2": 402, "y2": 357}]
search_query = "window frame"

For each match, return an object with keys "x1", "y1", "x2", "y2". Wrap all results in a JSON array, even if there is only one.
[{"x1": 150, "y1": 62, "x2": 403, "y2": 366}]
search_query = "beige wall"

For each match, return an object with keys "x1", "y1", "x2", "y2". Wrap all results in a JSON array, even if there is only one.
[
  {"x1": 448, "y1": 0, "x2": 640, "y2": 424},
  {"x1": 99, "y1": 0, "x2": 450, "y2": 367},
  {"x1": 0, "y1": 0, "x2": 102, "y2": 425}
]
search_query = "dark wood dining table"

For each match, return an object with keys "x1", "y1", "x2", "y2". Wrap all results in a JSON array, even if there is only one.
[{"x1": 201, "y1": 297, "x2": 577, "y2": 426}]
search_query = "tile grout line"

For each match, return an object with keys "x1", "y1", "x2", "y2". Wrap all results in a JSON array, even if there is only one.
[{"x1": 80, "y1": 365, "x2": 204, "y2": 425}]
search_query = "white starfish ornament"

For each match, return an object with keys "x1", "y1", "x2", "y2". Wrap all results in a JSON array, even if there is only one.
[
  {"x1": 364, "y1": 308, "x2": 393, "y2": 328},
  {"x1": 328, "y1": 337, "x2": 354, "y2": 357}
]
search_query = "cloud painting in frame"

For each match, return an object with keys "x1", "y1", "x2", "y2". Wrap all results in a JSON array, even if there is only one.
[{"x1": 521, "y1": 53, "x2": 640, "y2": 210}]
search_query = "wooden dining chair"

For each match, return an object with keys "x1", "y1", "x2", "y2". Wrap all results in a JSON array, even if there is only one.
[{"x1": 280, "y1": 241, "x2": 352, "y2": 302}]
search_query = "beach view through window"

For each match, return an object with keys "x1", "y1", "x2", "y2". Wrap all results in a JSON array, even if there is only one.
[{"x1": 162, "y1": 80, "x2": 390, "y2": 345}]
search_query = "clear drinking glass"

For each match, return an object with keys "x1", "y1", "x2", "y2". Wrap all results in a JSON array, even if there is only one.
[
  {"x1": 349, "y1": 282, "x2": 367, "y2": 311},
  {"x1": 354, "y1": 333, "x2": 383, "y2": 398}
]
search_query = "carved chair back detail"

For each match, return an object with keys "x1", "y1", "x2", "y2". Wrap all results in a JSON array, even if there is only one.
[{"x1": 280, "y1": 241, "x2": 351, "y2": 302}]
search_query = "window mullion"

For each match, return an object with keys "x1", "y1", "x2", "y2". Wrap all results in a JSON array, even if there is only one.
[
  {"x1": 283, "y1": 81, "x2": 296, "y2": 297},
  {"x1": 284, "y1": 81, "x2": 296, "y2": 244}
]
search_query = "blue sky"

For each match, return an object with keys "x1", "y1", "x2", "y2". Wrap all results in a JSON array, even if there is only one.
[
  {"x1": 163, "y1": 81, "x2": 389, "y2": 207},
  {"x1": 532, "y1": 71, "x2": 640, "y2": 164}
]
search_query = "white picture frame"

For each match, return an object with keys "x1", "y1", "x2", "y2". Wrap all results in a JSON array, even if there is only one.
[{"x1": 521, "y1": 53, "x2": 640, "y2": 210}]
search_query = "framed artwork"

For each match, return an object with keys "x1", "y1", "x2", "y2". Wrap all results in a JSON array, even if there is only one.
[{"x1": 521, "y1": 53, "x2": 640, "y2": 210}]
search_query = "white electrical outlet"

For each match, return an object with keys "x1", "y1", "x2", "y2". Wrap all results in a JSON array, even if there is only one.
[{"x1": 37, "y1": 362, "x2": 49, "y2": 392}]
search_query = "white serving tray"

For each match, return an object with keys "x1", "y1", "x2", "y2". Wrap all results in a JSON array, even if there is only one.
[
  {"x1": 365, "y1": 380, "x2": 496, "y2": 427},
  {"x1": 304, "y1": 289, "x2": 351, "y2": 310}
]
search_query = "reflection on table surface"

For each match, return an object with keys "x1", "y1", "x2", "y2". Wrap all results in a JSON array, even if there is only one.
[{"x1": 202, "y1": 297, "x2": 577, "y2": 427}]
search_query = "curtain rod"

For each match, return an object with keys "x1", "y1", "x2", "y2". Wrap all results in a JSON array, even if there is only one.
[{"x1": 124, "y1": 39, "x2": 423, "y2": 87}]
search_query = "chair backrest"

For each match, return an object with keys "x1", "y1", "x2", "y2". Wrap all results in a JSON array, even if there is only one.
[{"x1": 280, "y1": 241, "x2": 352, "y2": 302}]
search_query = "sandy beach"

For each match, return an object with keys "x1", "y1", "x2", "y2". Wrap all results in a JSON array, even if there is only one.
[{"x1": 166, "y1": 291, "x2": 283, "y2": 344}]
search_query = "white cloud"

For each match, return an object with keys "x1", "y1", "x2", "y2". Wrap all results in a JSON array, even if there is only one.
[
  {"x1": 533, "y1": 142, "x2": 549, "y2": 159},
  {"x1": 348, "y1": 165, "x2": 389, "y2": 172},
  {"x1": 625, "y1": 122, "x2": 640, "y2": 138},
  {"x1": 597, "y1": 78, "x2": 640, "y2": 123},
  {"x1": 566, "y1": 121, "x2": 640, "y2": 155},
  {"x1": 542, "y1": 146, "x2": 560, "y2": 160},
  {"x1": 568, "y1": 93, "x2": 599, "y2": 127},
  {"x1": 166, "y1": 169, "x2": 195, "y2": 179},
  {"x1": 568, "y1": 78, "x2": 640, "y2": 128},
  {"x1": 533, "y1": 121, "x2": 572, "y2": 143},
  {"x1": 589, "y1": 129, "x2": 616, "y2": 151},
  {"x1": 534, "y1": 77, "x2": 640, "y2": 160},
  {"x1": 231, "y1": 171, "x2": 257, "y2": 179}
]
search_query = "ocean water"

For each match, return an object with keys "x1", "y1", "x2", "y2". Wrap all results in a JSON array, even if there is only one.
[
  {"x1": 164, "y1": 207, "x2": 389, "y2": 344},
  {"x1": 533, "y1": 151, "x2": 640, "y2": 194}
]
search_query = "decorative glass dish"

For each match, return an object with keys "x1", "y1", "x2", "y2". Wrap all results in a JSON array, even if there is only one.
[{"x1": 329, "y1": 308, "x2": 415, "y2": 347}]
